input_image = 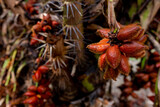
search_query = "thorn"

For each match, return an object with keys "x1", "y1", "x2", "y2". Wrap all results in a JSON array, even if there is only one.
[
  {"x1": 75, "y1": 27, "x2": 84, "y2": 38},
  {"x1": 70, "y1": 4, "x2": 74, "y2": 17},
  {"x1": 52, "y1": 58, "x2": 57, "y2": 70},
  {"x1": 71, "y1": 63, "x2": 77, "y2": 76},
  {"x1": 50, "y1": 46, "x2": 52, "y2": 60},
  {"x1": 57, "y1": 58, "x2": 61, "y2": 72},
  {"x1": 66, "y1": 4, "x2": 69, "y2": 18},
  {"x1": 36, "y1": 44, "x2": 46, "y2": 50},
  {"x1": 65, "y1": 26, "x2": 69, "y2": 39},
  {"x1": 38, "y1": 32, "x2": 48, "y2": 37},
  {"x1": 69, "y1": 27, "x2": 72, "y2": 40},
  {"x1": 31, "y1": 37, "x2": 46, "y2": 43},
  {"x1": 64, "y1": 55, "x2": 75, "y2": 61},
  {"x1": 57, "y1": 26, "x2": 66, "y2": 34},
  {"x1": 72, "y1": 26, "x2": 79, "y2": 39},
  {"x1": 72, "y1": 3, "x2": 82, "y2": 16},
  {"x1": 64, "y1": 41, "x2": 75, "y2": 47},
  {"x1": 42, "y1": 44, "x2": 48, "y2": 58},
  {"x1": 59, "y1": 58, "x2": 67, "y2": 67},
  {"x1": 47, "y1": 1, "x2": 61, "y2": 9}
]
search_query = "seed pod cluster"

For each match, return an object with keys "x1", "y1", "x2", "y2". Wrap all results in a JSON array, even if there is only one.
[
  {"x1": 30, "y1": 14, "x2": 60, "y2": 45},
  {"x1": 119, "y1": 79, "x2": 138, "y2": 99},
  {"x1": 119, "y1": 50, "x2": 159, "y2": 101},
  {"x1": 87, "y1": 23, "x2": 148, "y2": 80},
  {"x1": 151, "y1": 51, "x2": 160, "y2": 68},
  {"x1": 32, "y1": 65, "x2": 49, "y2": 82},
  {"x1": 23, "y1": 0, "x2": 39, "y2": 15},
  {"x1": 23, "y1": 80, "x2": 52, "y2": 106},
  {"x1": 133, "y1": 64, "x2": 158, "y2": 92}
]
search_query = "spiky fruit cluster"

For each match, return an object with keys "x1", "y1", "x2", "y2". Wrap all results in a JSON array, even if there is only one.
[
  {"x1": 87, "y1": 24, "x2": 148, "y2": 80},
  {"x1": 23, "y1": 80, "x2": 52, "y2": 107},
  {"x1": 30, "y1": 14, "x2": 60, "y2": 45},
  {"x1": 32, "y1": 65, "x2": 49, "y2": 82}
]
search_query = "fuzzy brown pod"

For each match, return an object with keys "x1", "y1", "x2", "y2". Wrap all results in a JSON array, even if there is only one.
[
  {"x1": 108, "y1": 67, "x2": 119, "y2": 80},
  {"x1": 103, "y1": 66, "x2": 110, "y2": 79},
  {"x1": 143, "y1": 82, "x2": 151, "y2": 89},
  {"x1": 98, "y1": 53, "x2": 107, "y2": 71},
  {"x1": 117, "y1": 24, "x2": 141, "y2": 41},
  {"x1": 106, "y1": 45, "x2": 121, "y2": 69},
  {"x1": 120, "y1": 41, "x2": 148, "y2": 55},
  {"x1": 124, "y1": 80, "x2": 133, "y2": 87},
  {"x1": 118, "y1": 55, "x2": 130, "y2": 75},
  {"x1": 135, "y1": 34, "x2": 147, "y2": 43},
  {"x1": 87, "y1": 40, "x2": 110, "y2": 54},
  {"x1": 125, "y1": 50, "x2": 146, "y2": 58},
  {"x1": 123, "y1": 87, "x2": 133, "y2": 94},
  {"x1": 97, "y1": 28, "x2": 110, "y2": 38}
]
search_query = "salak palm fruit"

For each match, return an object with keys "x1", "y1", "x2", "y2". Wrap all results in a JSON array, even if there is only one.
[{"x1": 87, "y1": 23, "x2": 148, "y2": 80}]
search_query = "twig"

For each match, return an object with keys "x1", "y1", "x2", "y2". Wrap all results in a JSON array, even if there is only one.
[
  {"x1": 148, "y1": 32, "x2": 160, "y2": 54},
  {"x1": 107, "y1": 0, "x2": 120, "y2": 31}
]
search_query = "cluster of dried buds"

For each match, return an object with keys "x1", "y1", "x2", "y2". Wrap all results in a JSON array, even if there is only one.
[
  {"x1": 119, "y1": 79, "x2": 138, "y2": 99},
  {"x1": 23, "y1": 79, "x2": 52, "y2": 107},
  {"x1": 151, "y1": 51, "x2": 160, "y2": 68},
  {"x1": 134, "y1": 69, "x2": 156, "y2": 91},
  {"x1": 32, "y1": 65, "x2": 49, "y2": 82},
  {"x1": 133, "y1": 52, "x2": 160, "y2": 91},
  {"x1": 87, "y1": 24, "x2": 148, "y2": 80},
  {"x1": 30, "y1": 14, "x2": 59, "y2": 45},
  {"x1": 23, "y1": 0, "x2": 38, "y2": 15}
]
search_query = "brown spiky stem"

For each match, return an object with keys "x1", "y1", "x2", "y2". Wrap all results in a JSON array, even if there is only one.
[{"x1": 63, "y1": 0, "x2": 84, "y2": 68}]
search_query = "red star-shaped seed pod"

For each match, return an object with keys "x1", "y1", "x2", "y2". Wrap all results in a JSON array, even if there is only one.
[{"x1": 87, "y1": 23, "x2": 148, "y2": 80}]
